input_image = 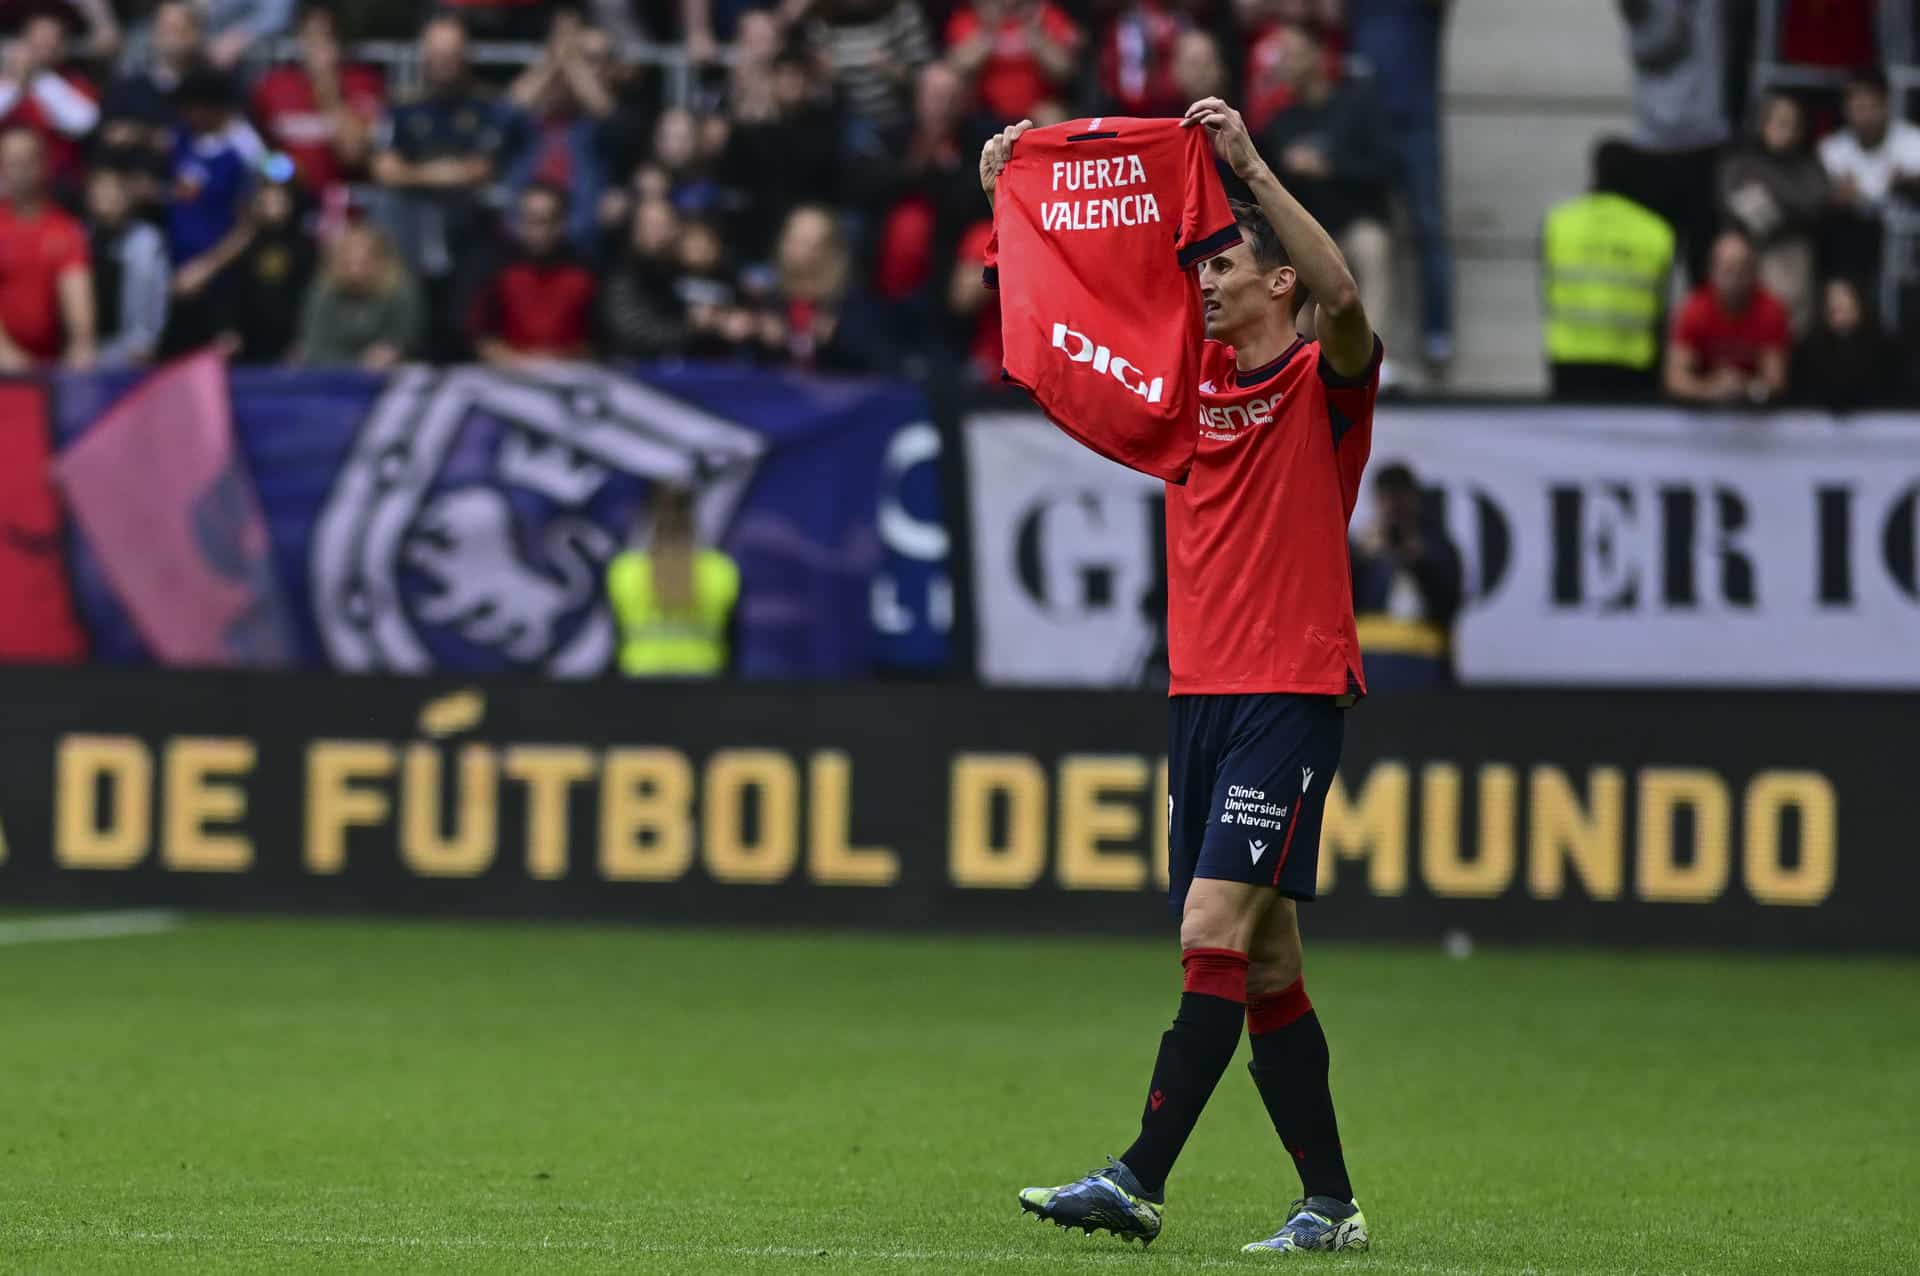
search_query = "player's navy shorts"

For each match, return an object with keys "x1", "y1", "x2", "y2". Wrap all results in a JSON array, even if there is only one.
[{"x1": 1167, "y1": 693, "x2": 1347, "y2": 907}]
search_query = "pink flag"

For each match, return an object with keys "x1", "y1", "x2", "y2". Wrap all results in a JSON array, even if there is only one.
[{"x1": 55, "y1": 352, "x2": 292, "y2": 667}]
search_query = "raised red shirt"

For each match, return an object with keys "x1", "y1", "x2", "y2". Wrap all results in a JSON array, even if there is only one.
[
  {"x1": 1166, "y1": 335, "x2": 1381, "y2": 696},
  {"x1": 1672, "y1": 284, "x2": 1790, "y2": 377},
  {"x1": 0, "y1": 201, "x2": 87, "y2": 360},
  {"x1": 986, "y1": 116, "x2": 1240, "y2": 482}
]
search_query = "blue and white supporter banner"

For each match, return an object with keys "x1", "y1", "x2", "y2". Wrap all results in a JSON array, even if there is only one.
[{"x1": 56, "y1": 364, "x2": 950, "y2": 678}]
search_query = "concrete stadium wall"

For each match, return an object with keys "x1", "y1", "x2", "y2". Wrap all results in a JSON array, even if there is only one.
[{"x1": 1444, "y1": 0, "x2": 1636, "y2": 393}]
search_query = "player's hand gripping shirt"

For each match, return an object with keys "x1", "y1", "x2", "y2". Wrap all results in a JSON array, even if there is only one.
[
  {"x1": 1168, "y1": 335, "x2": 1383, "y2": 697},
  {"x1": 986, "y1": 116, "x2": 1240, "y2": 482}
]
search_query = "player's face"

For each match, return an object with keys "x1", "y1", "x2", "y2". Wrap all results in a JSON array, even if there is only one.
[{"x1": 1198, "y1": 243, "x2": 1288, "y2": 342}]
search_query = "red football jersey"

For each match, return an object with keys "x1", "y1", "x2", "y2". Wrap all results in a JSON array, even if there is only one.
[
  {"x1": 987, "y1": 116, "x2": 1240, "y2": 482},
  {"x1": 1167, "y1": 335, "x2": 1382, "y2": 697}
]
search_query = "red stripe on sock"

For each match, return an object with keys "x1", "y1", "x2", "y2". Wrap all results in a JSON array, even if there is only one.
[
  {"x1": 1180, "y1": 946, "x2": 1249, "y2": 1003},
  {"x1": 1247, "y1": 978, "x2": 1313, "y2": 1034},
  {"x1": 1271, "y1": 798, "x2": 1305, "y2": 886}
]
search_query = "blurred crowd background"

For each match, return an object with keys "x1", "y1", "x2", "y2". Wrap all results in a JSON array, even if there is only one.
[{"x1": 0, "y1": 0, "x2": 1916, "y2": 407}]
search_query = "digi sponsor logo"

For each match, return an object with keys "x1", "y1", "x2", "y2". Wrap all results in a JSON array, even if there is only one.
[{"x1": 1050, "y1": 323, "x2": 1166, "y2": 405}]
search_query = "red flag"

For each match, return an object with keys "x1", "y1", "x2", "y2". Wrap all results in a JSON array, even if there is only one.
[
  {"x1": 54, "y1": 353, "x2": 293, "y2": 667},
  {"x1": 0, "y1": 380, "x2": 87, "y2": 663}
]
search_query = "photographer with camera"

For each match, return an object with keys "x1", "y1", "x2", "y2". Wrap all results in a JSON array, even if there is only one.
[{"x1": 1350, "y1": 461, "x2": 1463, "y2": 690}]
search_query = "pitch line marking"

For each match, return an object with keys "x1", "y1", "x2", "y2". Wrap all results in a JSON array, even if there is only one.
[
  {"x1": 0, "y1": 910, "x2": 183, "y2": 947},
  {"x1": 10, "y1": 1226, "x2": 1682, "y2": 1274}
]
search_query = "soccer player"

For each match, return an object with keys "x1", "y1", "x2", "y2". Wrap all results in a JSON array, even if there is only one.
[{"x1": 980, "y1": 97, "x2": 1379, "y2": 1256}]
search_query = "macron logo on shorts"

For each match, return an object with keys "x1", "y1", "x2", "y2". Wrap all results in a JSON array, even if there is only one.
[{"x1": 1249, "y1": 839, "x2": 1269, "y2": 863}]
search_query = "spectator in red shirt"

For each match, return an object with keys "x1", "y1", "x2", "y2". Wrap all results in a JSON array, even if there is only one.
[
  {"x1": 1665, "y1": 230, "x2": 1791, "y2": 406},
  {"x1": 0, "y1": 15, "x2": 98, "y2": 193},
  {"x1": 946, "y1": 216, "x2": 1000, "y2": 381},
  {"x1": 946, "y1": 0, "x2": 1080, "y2": 123},
  {"x1": 1242, "y1": 0, "x2": 1347, "y2": 131},
  {"x1": 0, "y1": 125, "x2": 92, "y2": 369},
  {"x1": 250, "y1": 7, "x2": 384, "y2": 208},
  {"x1": 471, "y1": 182, "x2": 598, "y2": 367},
  {"x1": 871, "y1": 63, "x2": 977, "y2": 306},
  {"x1": 1095, "y1": 0, "x2": 1185, "y2": 117}
]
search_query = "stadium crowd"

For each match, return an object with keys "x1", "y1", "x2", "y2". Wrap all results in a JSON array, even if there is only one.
[
  {"x1": 1552, "y1": 0, "x2": 1920, "y2": 410},
  {"x1": 0, "y1": 0, "x2": 1457, "y2": 383},
  {"x1": 0, "y1": 0, "x2": 1914, "y2": 407}
]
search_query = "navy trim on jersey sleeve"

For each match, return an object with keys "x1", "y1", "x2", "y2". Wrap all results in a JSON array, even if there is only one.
[
  {"x1": 1316, "y1": 333, "x2": 1384, "y2": 388},
  {"x1": 1176, "y1": 223, "x2": 1241, "y2": 271},
  {"x1": 1328, "y1": 399, "x2": 1358, "y2": 447},
  {"x1": 1320, "y1": 335, "x2": 1383, "y2": 447},
  {"x1": 983, "y1": 264, "x2": 998, "y2": 291}
]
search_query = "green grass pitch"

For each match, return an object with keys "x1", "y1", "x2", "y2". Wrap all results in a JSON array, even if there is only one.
[{"x1": 1, "y1": 914, "x2": 1916, "y2": 1274}]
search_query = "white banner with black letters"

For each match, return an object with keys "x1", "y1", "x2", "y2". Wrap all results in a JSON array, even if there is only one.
[{"x1": 965, "y1": 406, "x2": 1920, "y2": 686}]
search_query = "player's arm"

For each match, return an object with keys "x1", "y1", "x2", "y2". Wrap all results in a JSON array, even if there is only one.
[
  {"x1": 1182, "y1": 97, "x2": 1375, "y2": 379},
  {"x1": 978, "y1": 118, "x2": 1034, "y2": 211}
]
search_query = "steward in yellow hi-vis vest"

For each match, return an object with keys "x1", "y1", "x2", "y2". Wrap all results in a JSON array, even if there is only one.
[
  {"x1": 1542, "y1": 140, "x2": 1675, "y2": 401},
  {"x1": 606, "y1": 488, "x2": 739, "y2": 678}
]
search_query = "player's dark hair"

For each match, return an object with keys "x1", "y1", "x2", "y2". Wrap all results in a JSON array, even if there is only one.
[{"x1": 1228, "y1": 199, "x2": 1309, "y2": 315}]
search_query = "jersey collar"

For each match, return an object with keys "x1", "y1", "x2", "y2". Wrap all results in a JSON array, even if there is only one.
[{"x1": 1232, "y1": 337, "x2": 1307, "y2": 388}]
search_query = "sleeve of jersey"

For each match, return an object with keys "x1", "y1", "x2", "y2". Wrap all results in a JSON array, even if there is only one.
[
  {"x1": 982, "y1": 223, "x2": 998, "y2": 290},
  {"x1": 1319, "y1": 335, "x2": 1385, "y2": 450},
  {"x1": 1175, "y1": 127, "x2": 1241, "y2": 272}
]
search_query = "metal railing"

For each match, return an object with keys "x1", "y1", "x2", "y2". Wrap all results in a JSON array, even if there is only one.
[{"x1": 265, "y1": 35, "x2": 714, "y2": 108}]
